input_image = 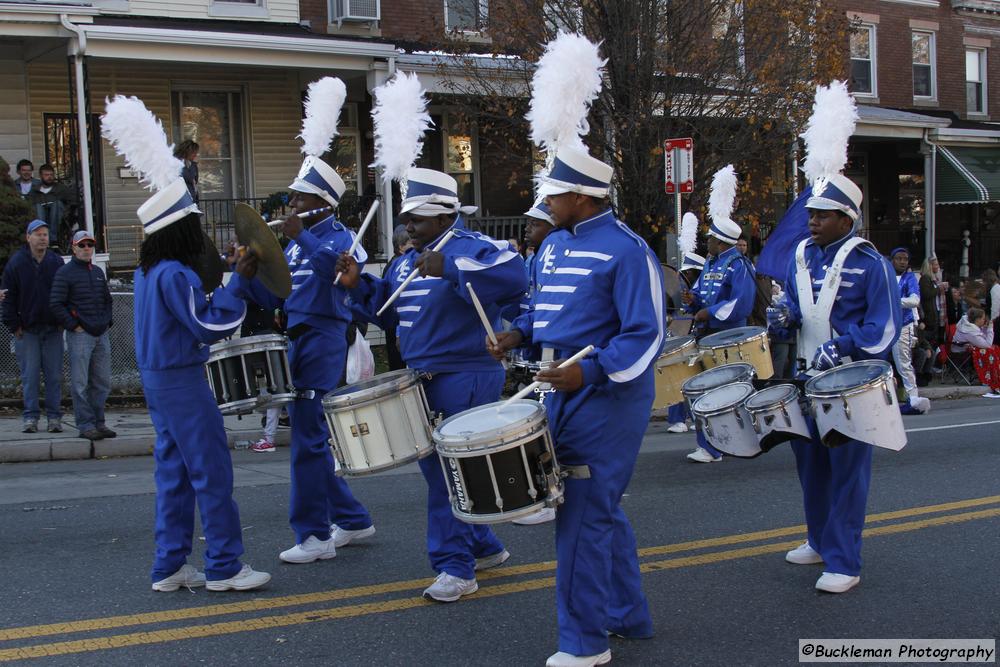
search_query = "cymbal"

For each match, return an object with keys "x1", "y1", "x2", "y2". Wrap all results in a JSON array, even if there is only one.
[
  {"x1": 193, "y1": 231, "x2": 227, "y2": 294},
  {"x1": 234, "y1": 203, "x2": 292, "y2": 298}
]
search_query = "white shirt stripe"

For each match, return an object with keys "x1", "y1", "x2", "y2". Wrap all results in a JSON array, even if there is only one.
[
  {"x1": 533, "y1": 303, "x2": 564, "y2": 311},
  {"x1": 397, "y1": 305, "x2": 421, "y2": 313},
  {"x1": 401, "y1": 289, "x2": 430, "y2": 297},
  {"x1": 554, "y1": 267, "x2": 592, "y2": 276},
  {"x1": 533, "y1": 321, "x2": 550, "y2": 328},
  {"x1": 540, "y1": 285, "x2": 577, "y2": 293},
  {"x1": 567, "y1": 250, "x2": 612, "y2": 261},
  {"x1": 398, "y1": 321, "x2": 414, "y2": 328},
  {"x1": 187, "y1": 287, "x2": 246, "y2": 332}
]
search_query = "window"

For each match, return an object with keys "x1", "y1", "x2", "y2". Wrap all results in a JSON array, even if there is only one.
[
  {"x1": 414, "y1": 111, "x2": 479, "y2": 209},
  {"x1": 850, "y1": 25, "x2": 876, "y2": 96},
  {"x1": 967, "y1": 48, "x2": 987, "y2": 114},
  {"x1": 445, "y1": 0, "x2": 488, "y2": 32},
  {"x1": 912, "y1": 31, "x2": 935, "y2": 99},
  {"x1": 171, "y1": 90, "x2": 248, "y2": 199},
  {"x1": 320, "y1": 105, "x2": 362, "y2": 195}
]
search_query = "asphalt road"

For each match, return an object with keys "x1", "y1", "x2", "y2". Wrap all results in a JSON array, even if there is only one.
[{"x1": 1, "y1": 397, "x2": 999, "y2": 666}]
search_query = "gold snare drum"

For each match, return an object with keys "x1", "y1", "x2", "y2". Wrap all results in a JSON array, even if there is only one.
[
  {"x1": 653, "y1": 335, "x2": 703, "y2": 409},
  {"x1": 697, "y1": 326, "x2": 774, "y2": 380}
]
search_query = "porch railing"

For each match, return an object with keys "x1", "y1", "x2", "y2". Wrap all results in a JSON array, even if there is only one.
[{"x1": 468, "y1": 216, "x2": 529, "y2": 245}]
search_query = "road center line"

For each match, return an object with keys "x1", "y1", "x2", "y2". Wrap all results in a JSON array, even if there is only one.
[
  {"x1": 905, "y1": 419, "x2": 1000, "y2": 433},
  {"x1": 4, "y1": 493, "x2": 1000, "y2": 643},
  {"x1": 3, "y1": 506, "x2": 998, "y2": 663}
]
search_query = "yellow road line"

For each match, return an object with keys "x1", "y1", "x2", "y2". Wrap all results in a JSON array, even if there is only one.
[
  {"x1": 3, "y1": 493, "x2": 1000, "y2": 643},
  {"x1": 3, "y1": 505, "x2": 999, "y2": 663}
]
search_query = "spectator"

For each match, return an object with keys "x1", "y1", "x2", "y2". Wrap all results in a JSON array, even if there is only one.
[
  {"x1": 736, "y1": 235, "x2": 749, "y2": 256},
  {"x1": 1, "y1": 219, "x2": 65, "y2": 433},
  {"x1": 29, "y1": 164, "x2": 74, "y2": 248},
  {"x1": 983, "y1": 269, "x2": 1000, "y2": 341},
  {"x1": 49, "y1": 230, "x2": 114, "y2": 440},
  {"x1": 382, "y1": 224, "x2": 412, "y2": 372},
  {"x1": 953, "y1": 307, "x2": 1000, "y2": 399},
  {"x1": 912, "y1": 323, "x2": 934, "y2": 387},
  {"x1": 507, "y1": 237, "x2": 521, "y2": 256},
  {"x1": 174, "y1": 140, "x2": 200, "y2": 203},
  {"x1": 919, "y1": 257, "x2": 945, "y2": 346},
  {"x1": 13, "y1": 159, "x2": 38, "y2": 198}
]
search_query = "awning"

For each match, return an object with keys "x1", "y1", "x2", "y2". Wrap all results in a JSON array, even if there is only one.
[{"x1": 936, "y1": 145, "x2": 1000, "y2": 204}]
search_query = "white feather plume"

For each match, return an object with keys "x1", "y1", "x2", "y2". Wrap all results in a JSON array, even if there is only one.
[
  {"x1": 526, "y1": 32, "x2": 606, "y2": 155},
  {"x1": 679, "y1": 212, "x2": 699, "y2": 256},
  {"x1": 100, "y1": 95, "x2": 182, "y2": 192},
  {"x1": 299, "y1": 77, "x2": 347, "y2": 157},
  {"x1": 708, "y1": 165, "x2": 738, "y2": 225},
  {"x1": 371, "y1": 71, "x2": 432, "y2": 184},
  {"x1": 802, "y1": 80, "x2": 858, "y2": 184}
]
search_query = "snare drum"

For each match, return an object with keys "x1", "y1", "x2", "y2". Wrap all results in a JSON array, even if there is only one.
[
  {"x1": 804, "y1": 360, "x2": 907, "y2": 451},
  {"x1": 744, "y1": 384, "x2": 810, "y2": 452},
  {"x1": 681, "y1": 362, "x2": 756, "y2": 411},
  {"x1": 433, "y1": 399, "x2": 563, "y2": 524},
  {"x1": 507, "y1": 350, "x2": 542, "y2": 391},
  {"x1": 697, "y1": 326, "x2": 774, "y2": 379},
  {"x1": 653, "y1": 336, "x2": 703, "y2": 409},
  {"x1": 691, "y1": 382, "x2": 760, "y2": 458},
  {"x1": 205, "y1": 334, "x2": 295, "y2": 415},
  {"x1": 323, "y1": 369, "x2": 435, "y2": 476}
]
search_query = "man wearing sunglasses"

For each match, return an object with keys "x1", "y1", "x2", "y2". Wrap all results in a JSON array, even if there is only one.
[{"x1": 49, "y1": 230, "x2": 115, "y2": 441}]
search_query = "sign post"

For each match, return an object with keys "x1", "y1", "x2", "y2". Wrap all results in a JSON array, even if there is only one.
[{"x1": 664, "y1": 137, "x2": 694, "y2": 266}]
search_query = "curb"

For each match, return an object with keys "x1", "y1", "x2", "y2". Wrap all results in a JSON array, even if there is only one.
[
  {"x1": 921, "y1": 385, "x2": 991, "y2": 400},
  {"x1": 0, "y1": 430, "x2": 291, "y2": 464}
]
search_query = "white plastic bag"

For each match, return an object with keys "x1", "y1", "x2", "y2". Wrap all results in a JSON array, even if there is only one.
[{"x1": 345, "y1": 334, "x2": 376, "y2": 384}]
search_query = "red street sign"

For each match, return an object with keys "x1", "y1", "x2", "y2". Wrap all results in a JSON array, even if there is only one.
[{"x1": 664, "y1": 137, "x2": 694, "y2": 194}]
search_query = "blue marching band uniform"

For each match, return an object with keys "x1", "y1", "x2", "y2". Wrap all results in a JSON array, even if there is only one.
[{"x1": 349, "y1": 168, "x2": 528, "y2": 596}]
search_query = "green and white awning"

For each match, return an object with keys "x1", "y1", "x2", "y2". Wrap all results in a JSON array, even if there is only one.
[{"x1": 936, "y1": 145, "x2": 1000, "y2": 204}]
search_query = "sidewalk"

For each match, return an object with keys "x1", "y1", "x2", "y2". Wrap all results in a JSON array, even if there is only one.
[{"x1": 0, "y1": 409, "x2": 290, "y2": 464}]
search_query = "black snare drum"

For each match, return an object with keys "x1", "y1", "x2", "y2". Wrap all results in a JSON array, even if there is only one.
[{"x1": 205, "y1": 334, "x2": 295, "y2": 415}]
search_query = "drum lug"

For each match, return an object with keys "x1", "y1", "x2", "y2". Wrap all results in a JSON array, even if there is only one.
[
  {"x1": 750, "y1": 411, "x2": 761, "y2": 434},
  {"x1": 780, "y1": 405, "x2": 791, "y2": 427},
  {"x1": 735, "y1": 410, "x2": 744, "y2": 430},
  {"x1": 882, "y1": 382, "x2": 894, "y2": 405},
  {"x1": 842, "y1": 395, "x2": 851, "y2": 421},
  {"x1": 699, "y1": 416, "x2": 713, "y2": 438}
]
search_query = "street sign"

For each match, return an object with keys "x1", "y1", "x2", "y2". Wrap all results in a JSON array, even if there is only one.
[{"x1": 664, "y1": 137, "x2": 694, "y2": 194}]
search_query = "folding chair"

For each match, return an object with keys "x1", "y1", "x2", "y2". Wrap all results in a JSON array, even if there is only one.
[{"x1": 940, "y1": 324, "x2": 977, "y2": 386}]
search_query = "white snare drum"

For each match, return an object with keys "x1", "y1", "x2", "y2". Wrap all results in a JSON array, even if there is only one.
[
  {"x1": 653, "y1": 335, "x2": 703, "y2": 409},
  {"x1": 698, "y1": 326, "x2": 774, "y2": 379},
  {"x1": 691, "y1": 382, "x2": 760, "y2": 458},
  {"x1": 205, "y1": 334, "x2": 295, "y2": 415},
  {"x1": 507, "y1": 350, "x2": 542, "y2": 392},
  {"x1": 323, "y1": 369, "x2": 435, "y2": 476},
  {"x1": 744, "y1": 384, "x2": 810, "y2": 452},
  {"x1": 804, "y1": 360, "x2": 907, "y2": 451},
  {"x1": 681, "y1": 362, "x2": 756, "y2": 410},
  {"x1": 433, "y1": 399, "x2": 563, "y2": 524}
]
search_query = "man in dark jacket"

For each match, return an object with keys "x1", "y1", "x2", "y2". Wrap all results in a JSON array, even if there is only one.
[
  {"x1": 49, "y1": 230, "x2": 114, "y2": 441},
  {"x1": 1, "y1": 219, "x2": 65, "y2": 432}
]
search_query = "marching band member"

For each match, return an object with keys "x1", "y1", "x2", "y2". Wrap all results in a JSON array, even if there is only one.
[
  {"x1": 768, "y1": 81, "x2": 902, "y2": 594},
  {"x1": 102, "y1": 95, "x2": 270, "y2": 592},
  {"x1": 490, "y1": 146, "x2": 663, "y2": 667},
  {"x1": 681, "y1": 166, "x2": 757, "y2": 463},
  {"x1": 231, "y1": 78, "x2": 374, "y2": 564},
  {"x1": 666, "y1": 214, "x2": 705, "y2": 434},
  {"x1": 890, "y1": 247, "x2": 930, "y2": 414},
  {"x1": 337, "y1": 168, "x2": 527, "y2": 603}
]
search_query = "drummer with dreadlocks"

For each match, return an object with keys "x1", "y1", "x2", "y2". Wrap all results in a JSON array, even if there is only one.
[
  {"x1": 767, "y1": 82, "x2": 901, "y2": 593},
  {"x1": 102, "y1": 96, "x2": 270, "y2": 593},
  {"x1": 681, "y1": 166, "x2": 757, "y2": 463}
]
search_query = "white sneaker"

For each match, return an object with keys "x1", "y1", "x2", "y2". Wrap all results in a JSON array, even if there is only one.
[
  {"x1": 785, "y1": 541, "x2": 823, "y2": 565},
  {"x1": 330, "y1": 524, "x2": 376, "y2": 548},
  {"x1": 909, "y1": 396, "x2": 931, "y2": 413},
  {"x1": 546, "y1": 649, "x2": 612, "y2": 667},
  {"x1": 205, "y1": 564, "x2": 271, "y2": 592},
  {"x1": 422, "y1": 572, "x2": 478, "y2": 602},
  {"x1": 152, "y1": 563, "x2": 205, "y2": 592},
  {"x1": 686, "y1": 447, "x2": 722, "y2": 463},
  {"x1": 512, "y1": 507, "x2": 557, "y2": 525},
  {"x1": 474, "y1": 549, "x2": 511, "y2": 571},
  {"x1": 279, "y1": 535, "x2": 337, "y2": 563},
  {"x1": 815, "y1": 571, "x2": 860, "y2": 593},
  {"x1": 667, "y1": 422, "x2": 689, "y2": 433},
  {"x1": 983, "y1": 392, "x2": 1000, "y2": 399}
]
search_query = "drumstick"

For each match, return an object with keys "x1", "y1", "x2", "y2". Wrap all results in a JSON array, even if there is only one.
[
  {"x1": 265, "y1": 206, "x2": 333, "y2": 228},
  {"x1": 501, "y1": 345, "x2": 595, "y2": 407},
  {"x1": 376, "y1": 230, "x2": 456, "y2": 316},
  {"x1": 333, "y1": 200, "x2": 381, "y2": 286},
  {"x1": 466, "y1": 282, "x2": 508, "y2": 371}
]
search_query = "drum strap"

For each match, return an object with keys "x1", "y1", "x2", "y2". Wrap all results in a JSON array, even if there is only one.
[{"x1": 562, "y1": 464, "x2": 591, "y2": 479}]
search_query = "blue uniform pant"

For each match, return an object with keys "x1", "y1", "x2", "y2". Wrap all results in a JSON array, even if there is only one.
[
  {"x1": 146, "y1": 378, "x2": 243, "y2": 582},
  {"x1": 695, "y1": 426, "x2": 724, "y2": 458},
  {"x1": 790, "y1": 427, "x2": 873, "y2": 576},
  {"x1": 288, "y1": 328, "x2": 371, "y2": 544},
  {"x1": 546, "y1": 378, "x2": 654, "y2": 656},
  {"x1": 666, "y1": 401, "x2": 689, "y2": 424},
  {"x1": 419, "y1": 370, "x2": 506, "y2": 580}
]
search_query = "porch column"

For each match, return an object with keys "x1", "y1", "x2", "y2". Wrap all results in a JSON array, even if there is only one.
[
  {"x1": 921, "y1": 136, "x2": 935, "y2": 258},
  {"x1": 61, "y1": 16, "x2": 94, "y2": 236},
  {"x1": 367, "y1": 59, "x2": 393, "y2": 260}
]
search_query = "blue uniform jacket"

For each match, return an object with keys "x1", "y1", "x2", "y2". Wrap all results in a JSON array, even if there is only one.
[
  {"x1": 783, "y1": 234, "x2": 902, "y2": 360},
  {"x1": 897, "y1": 269, "x2": 920, "y2": 327},
  {"x1": 684, "y1": 246, "x2": 756, "y2": 330},
  {"x1": 134, "y1": 260, "x2": 246, "y2": 388},
  {"x1": 350, "y1": 226, "x2": 528, "y2": 373},
  {"x1": 511, "y1": 209, "x2": 665, "y2": 388},
  {"x1": 230, "y1": 214, "x2": 365, "y2": 332}
]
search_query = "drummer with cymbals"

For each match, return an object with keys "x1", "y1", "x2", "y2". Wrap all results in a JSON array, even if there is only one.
[
  {"x1": 767, "y1": 81, "x2": 901, "y2": 594},
  {"x1": 681, "y1": 166, "x2": 757, "y2": 463},
  {"x1": 231, "y1": 77, "x2": 375, "y2": 564},
  {"x1": 337, "y1": 167, "x2": 528, "y2": 602}
]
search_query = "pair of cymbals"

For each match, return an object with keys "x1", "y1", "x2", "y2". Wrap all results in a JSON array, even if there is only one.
[{"x1": 234, "y1": 203, "x2": 292, "y2": 298}]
